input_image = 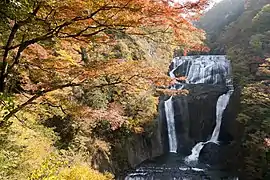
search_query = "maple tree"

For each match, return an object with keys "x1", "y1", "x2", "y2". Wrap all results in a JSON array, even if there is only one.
[
  {"x1": 0, "y1": 1, "x2": 212, "y2": 178},
  {"x1": 0, "y1": 0, "x2": 208, "y2": 122}
]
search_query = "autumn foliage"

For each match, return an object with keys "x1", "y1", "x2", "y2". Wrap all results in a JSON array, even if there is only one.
[
  {"x1": 0, "y1": 0, "x2": 211, "y2": 179},
  {"x1": 0, "y1": 0, "x2": 209, "y2": 122}
]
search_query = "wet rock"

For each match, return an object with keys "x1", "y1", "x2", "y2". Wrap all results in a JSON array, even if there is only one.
[{"x1": 199, "y1": 142, "x2": 221, "y2": 165}]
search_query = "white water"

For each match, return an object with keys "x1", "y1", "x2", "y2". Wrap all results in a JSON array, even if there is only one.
[
  {"x1": 167, "y1": 55, "x2": 234, "y2": 161},
  {"x1": 185, "y1": 142, "x2": 206, "y2": 163},
  {"x1": 170, "y1": 55, "x2": 229, "y2": 85},
  {"x1": 164, "y1": 96, "x2": 178, "y2": 153},
  {"x1": 185, "y1": 89, "x2": 233, "y2": 163},
  {"x1": 168, "y1": 56, "x2": 234, "y2": 164},
  {"x1": 163, "y1": 58, "x2": 183, "y2": 153},
  {"x1": 210, "y1": 90, "x2": 233, "y2": 143}
]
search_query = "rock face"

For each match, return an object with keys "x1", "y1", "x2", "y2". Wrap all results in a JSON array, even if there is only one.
[
  {"x1": 158, "y1": 85, "x2": 242, "y2": 162},
  {"x1": 119, "y1": 55, "x2": 243, "y2": 179},
  {"x1": 124, "y1": 127, "x2": 164, "y2": 168},
  {"x1": 160, "y1": 85, "x2": 228, "y2": 154}
]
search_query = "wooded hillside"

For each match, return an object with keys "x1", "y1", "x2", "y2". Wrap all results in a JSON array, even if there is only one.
[
  {"x1": 0, "y1": 0, "x2": 208, "y2": 179},
  {"x1": 198, "y1": 1, "x2": 270, "y2": 179}
]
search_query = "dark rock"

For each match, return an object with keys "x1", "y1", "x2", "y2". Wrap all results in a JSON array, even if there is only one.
[
  {"x1": 159, "y1": 84, "x2": 228, "y2": 154},
  {"x1": 219, "y1": 86, "x2": 243, "y2": 143},
  {"x1": 199, "y1": 141, "x2": 243, "y2": 174},
  {"x1": 199, "y1": 142, "x2": 221, "y2": 166},
  {"x1": 124, "y1": 130, "x2": 163, "y2": 168}
]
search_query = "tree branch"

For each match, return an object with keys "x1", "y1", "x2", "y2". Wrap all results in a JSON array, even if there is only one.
[
  {"x1": 40, "y1": 102, "x2": 67, "y2": 114},
  {"x1": 59, "y1": 28, "x2": 107, "y2": 38},
  {"x1": 1, "y1": 80, "x2": 124, "y2": 122},
  {"x1": 0, "y1": 23, "x2": 20, "y2": 92},
  {"x1": 0, "y1": 5, "x2": 41, "y2": 92}
]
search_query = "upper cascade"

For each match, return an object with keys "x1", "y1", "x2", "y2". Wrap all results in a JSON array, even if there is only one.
[{"x1": 170, "y1": 55, "x2": 233, "y2": 87}]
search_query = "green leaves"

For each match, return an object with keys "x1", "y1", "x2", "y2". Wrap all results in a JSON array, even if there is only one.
[
  {"x1": 0, "y1": 93, "x2": 15, "y2": 120},
  {"x1": 252, "y1": 4, "x2": 270, "y2": 32},
  {"x1": 236, "y1": 82, "x2": 270, "y2": 179}
]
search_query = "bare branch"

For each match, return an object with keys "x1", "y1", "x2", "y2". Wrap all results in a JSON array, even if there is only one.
[{"x1": 41, "y1": 102, "x2": 67, "y2": 114}]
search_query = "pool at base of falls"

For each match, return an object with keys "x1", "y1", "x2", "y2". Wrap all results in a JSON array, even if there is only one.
[{"x1": 118, "y1": 153, "x2": 238, "y2": 180}]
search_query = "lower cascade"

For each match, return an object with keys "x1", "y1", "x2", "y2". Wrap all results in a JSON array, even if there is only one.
[
  {"x1": 185, "y1": 89, "x2": 233, "y2": 163},
  {"x1": 120, "y1": 55, "x2": 239, "y2": 180}
]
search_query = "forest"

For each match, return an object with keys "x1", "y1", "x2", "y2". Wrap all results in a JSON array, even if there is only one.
[
  {"x1": 198, "y1": 0, "x2": 270, "y2": 179},
  {"x1": 0, "y1": 0, "x2": 269, "y2": 180}
]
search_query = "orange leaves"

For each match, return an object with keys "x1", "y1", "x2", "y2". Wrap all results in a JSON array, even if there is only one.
[
  {"x1": 168, "y1": 76, "x2": 187, "y2": 86},
  {"x1": 3, "y1": 0, "x2": 210, "y2": 111},
  {"x1": 75, "y1": 102, "x2": 127, "y2": 131},
  {"x1": 176, "y1": 76, "x2": 187, "y2": 81},
  {"x1": 23, "y1": 44, "x2": 51, "y2": 61},
  {"x1": 37, "y1": 0, "x2": 209, "y2": 50}
]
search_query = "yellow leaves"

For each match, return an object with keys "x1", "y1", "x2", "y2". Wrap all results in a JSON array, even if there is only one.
[
  {"x1": 122, "y1": 91, "x2": 158, "y2": 132},
  {"x1": 55, "y1": 50, "x2": 80, "y2": 67},
  {"x1": 4, "y1": 117, "x2": 57, "y2": 179},
  {"x1": 28, "y1": 150, "x2": 114, "y2": 180},
  {"x1": 133, "y1": 127, "x2": 145, "y2": 134},
  {"x1": 58, "y1": 164, "x2": 113, "y2": 180},
  {"x1": 242, "y1": 82, "x2": 270, "y2": 106},
  {"x1": 257, "y1": 58, "x2": 270, "y2": 76}
]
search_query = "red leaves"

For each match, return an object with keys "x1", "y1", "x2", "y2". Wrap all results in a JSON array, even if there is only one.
[
  {"x1": 37, "y1": 0, "x2": 209, "y2": 50},
  {"x1": 23, "y1": 44, "x2": 51, "y2": 60},
  {"x1": 76, "y1": 102, "x2": 127, "y2": 131}
]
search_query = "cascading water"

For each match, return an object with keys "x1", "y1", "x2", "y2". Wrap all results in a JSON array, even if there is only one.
[
  {"x1": 164, "y1": 57, "x2": 186, "y2": 153},
  {"x1": 164, "y1": 97, "x2": 177, "y2": 153},
  {"x1": 185, "y1": 90, "x2": 233, "y2": 163},
  {"x1": 210, "y1": 90, "x2": 233, "y2": 143},
  {"x1": 181, "y1": 56, "x2": 234, "y2": 164},
  {"x1": 120, "y1": 55, "x2": 238, "y2": 180}
]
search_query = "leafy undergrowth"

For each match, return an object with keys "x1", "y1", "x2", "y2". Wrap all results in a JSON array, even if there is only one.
[{"x1": 0, "y1": 113, "x2": 114, "y2": 180}]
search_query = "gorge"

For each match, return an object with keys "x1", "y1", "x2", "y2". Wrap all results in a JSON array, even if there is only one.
[
  {"x1": 120, "y1": 55, "x2": 242, "y2": 180},
  {"x1": 0, "y1": 0, "x2": 269, "y2": 179}
]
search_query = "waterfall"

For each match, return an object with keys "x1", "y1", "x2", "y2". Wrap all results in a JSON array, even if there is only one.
[
  {"x1": 209, "y1": 90, "x2": 233, "y2": 143},
  {"x1": 184, "y1": 142, "x2": 205, "y2": 163},
  {"x1": 163, "y1": 57, "x2": 182, "y2": 153},
  {"x1": 168, "y1": 55, "x2": 234, "y2": 163},
  {"x1": 185, "y1": 90, "x2": 233, "y2": 163},
  {"x1": 121, "y1": 55, "x2": 239, "y2": 180},
  {"x1": 170, "y1": 55, "x2": 229, "y2": 85},
  {"x1": 164, "y1": 96, "x2": 177, "y2": 153}
]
